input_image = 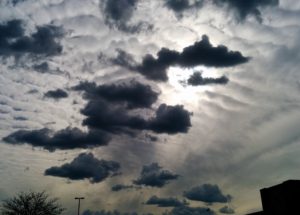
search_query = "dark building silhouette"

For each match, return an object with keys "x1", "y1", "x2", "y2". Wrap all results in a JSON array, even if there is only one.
[
  {"x1": 247, "y1": 212, "x2": 263, "y2": 215},
  {"x1": 246, "y1": 180, "x2": 300, "y2": 215}
]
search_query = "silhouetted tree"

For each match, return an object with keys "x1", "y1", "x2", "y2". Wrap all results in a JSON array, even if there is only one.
[{"x1": 1, "y1": 191, "x2": 65, "y2": 215}]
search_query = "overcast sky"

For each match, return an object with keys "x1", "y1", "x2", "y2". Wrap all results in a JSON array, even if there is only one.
[{"x1": 1, "y1": 0, "x2": 300, "y2": 214}]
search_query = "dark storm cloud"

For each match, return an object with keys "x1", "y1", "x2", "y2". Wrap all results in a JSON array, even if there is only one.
[
  {"x1": 13, "y1": 116, "x2": 28, "y2": 121},
  {"x1": 44, "y1": 89, "x2": 68, "y2": 99},
  {"x1": 0, "y1": 20, "x2": 23, "y2": 39},
  {"x1": 135, "y1": 48, "x2": 178, "y2": 81},
  {"x1": 81, "y1": 99, "x2": 147, "y2": 133},
  {"x1": 145, "y1": 196, "x2": 188, "y2": 207},
  {"x1": 183, "y1": 184, "x2": 231, "y2": 203},
  {"x1": 165, "y1": 0, "x2": 203, "y2": 15},
  {"x1": 133, "y1": 163, "x2": 179, "y2": 187},
  {"x1": 73, "y1": 80, "x2": 159, "y2": 108},
  {"x1": 219, "y1": 206, "x2": 235, "y2": 214},
  {"x1": 111, "y1": 49, "x2": 137, "y2": 70},
  {"x1": 45, "y1": 153, "x2": 120, "y2": 183},
  {"x1": 103, "y1": 0, "x2": 137, "y2": 24},
  {"x1": 166, "y1": 206, "x2": 215, "y2": 215},
  {"x1": 111, "y1": 184, "x2": 134, "y2": 191},
  {"x1": 3, "y1": 127, "x2": 110, "y2": 151},
  {"x1": 83, "y1": 210, "x2": 153, "y2": 215},
  {"x1": 165, "y1": 0, "x2": 190, "y2": 12},
  {"x1": 130, "y1": 35, "x2": 249, "y2": 81},
  {"x1": 81, "y1": 100, "x2": 191, "y2": 134},
  {"x1": 147, "y1": 104, "x2": 192, "y2": 134},
  {"x1": 116, "y1": 21, "x2": 154, "y2": 34},
  {"x1": 33, "y1": 62, "x2": 50, "y2": 73},
  {"x1": 0, "y1": 19, "x2": 63, "y2": 56},
  {"x1": 186, "y1": 72, "x2": 229, "y2": 86},
  {"x1": 7, "y1": 0, "x2": 26, "y2": 6},
  {"x1": 213, "y1": 0, "x2": 279, "y2": 22},
  {"x1": 101, "y1": 0, "x2": 151, "y2": 33}
]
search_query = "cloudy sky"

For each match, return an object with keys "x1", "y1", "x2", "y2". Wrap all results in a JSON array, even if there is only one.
[{"x1": 1, "y1": 0, "x2": 300, "y2": 214}]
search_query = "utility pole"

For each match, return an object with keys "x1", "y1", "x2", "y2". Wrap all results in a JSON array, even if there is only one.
[{"x1": 75, "y1": 197, "x2": 85, "y2": 215}]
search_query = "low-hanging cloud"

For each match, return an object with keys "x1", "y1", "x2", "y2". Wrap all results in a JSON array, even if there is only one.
[
  {"x1": 133, "y1": 163, "x2": 179, "y2": 187},
  {"x1": 3, "y1": 127, "x2": 110, "y2": 151},
  {"x1": 45, "y1": 153, "x2": 120, "y2": 183},
  {"x1": 183, "y1": 184, "x2": 231, "y2": 203}
]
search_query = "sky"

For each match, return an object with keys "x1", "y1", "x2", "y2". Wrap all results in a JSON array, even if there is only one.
[{"x1": 1, "y1": 0, "x2": 300, "y2": 214}]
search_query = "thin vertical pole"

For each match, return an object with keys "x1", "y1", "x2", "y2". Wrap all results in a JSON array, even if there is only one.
[{"x1": 75, "y1": 197, "x2": 84, "y2": 215}]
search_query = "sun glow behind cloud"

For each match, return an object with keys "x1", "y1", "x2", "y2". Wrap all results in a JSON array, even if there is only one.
[{"x1": 166, "y1": 66, "x2": 221, "y2": 105}]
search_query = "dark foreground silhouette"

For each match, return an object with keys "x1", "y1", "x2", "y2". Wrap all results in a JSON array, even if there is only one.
[
  {"x1": 1, "y1": 191, "x2": 65, "y2": 215},
  {"x1": 247, "y1": 180, "x2": 300, "y2": 215}
]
